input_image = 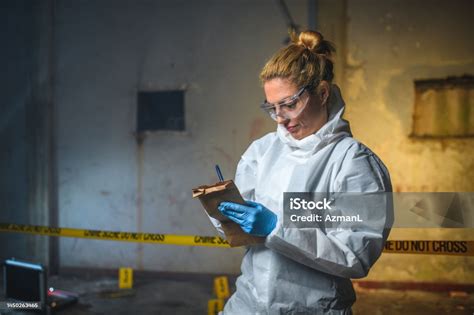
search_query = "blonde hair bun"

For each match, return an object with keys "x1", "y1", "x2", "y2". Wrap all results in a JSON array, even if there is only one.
[
  {"x1": 295, "y1": 30, "x2": 322, "y2": 51},
  {"x1": 290, "y1": 30, "x2": 335, "y2": 59}
]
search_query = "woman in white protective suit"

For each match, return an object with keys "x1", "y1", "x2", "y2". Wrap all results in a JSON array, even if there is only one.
[{"x1": 215, "y1": 30, "x2": 393, "y2": 314}]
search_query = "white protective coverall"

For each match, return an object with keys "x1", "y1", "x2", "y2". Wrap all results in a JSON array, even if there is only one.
[{"x1": 212, "y1": 85, "x2": 393, "y2": 315}]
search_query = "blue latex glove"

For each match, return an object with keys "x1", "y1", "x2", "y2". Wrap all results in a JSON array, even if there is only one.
[{"x1": 218, "y1": 200, "x2": 277, "y2": 237}]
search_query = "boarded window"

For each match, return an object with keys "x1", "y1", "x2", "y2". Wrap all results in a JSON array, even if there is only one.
[
  {"x1": 412, "y1": 75, "x2": 474, "y2": 137},
  {"x1": 137, "y1": 90, "x2": 185, "y2": 132}
]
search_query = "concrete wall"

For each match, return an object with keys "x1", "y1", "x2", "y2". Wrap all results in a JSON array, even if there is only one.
[
  {"x1": 0, "y1": 0, "x2": 55, "y2": 267},
  {"x1": 318, "y1": 0, "x2": 474, "y2": 283},
  {"x1": 0, "y1": 0, "x2": 32, "y2": 262},
  {"x1": 56, "y1": 0, "x2": 308, "y2": 273}
]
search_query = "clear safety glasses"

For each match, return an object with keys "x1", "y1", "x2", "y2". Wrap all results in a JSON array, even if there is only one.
[{"x1": 260, "y1": 86, "x2": 310, "y2": 121}]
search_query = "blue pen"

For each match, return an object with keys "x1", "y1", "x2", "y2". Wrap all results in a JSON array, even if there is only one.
[{"x1": 215, "y1": 165, "x2": 224, "y2": 182}]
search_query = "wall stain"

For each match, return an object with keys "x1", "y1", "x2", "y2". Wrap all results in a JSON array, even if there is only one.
[
  {"x1": 212, "y1": 146, "x2": 233, "y2": 166},
  {"x1": 248, "y1": 117, "x2": 264, "y2": 141},
  {"x1": 136, "y1": 132, "x2": 145, "y2": 270}
]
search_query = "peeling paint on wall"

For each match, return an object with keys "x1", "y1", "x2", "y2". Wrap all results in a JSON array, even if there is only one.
[{"x1": 340, "y1": 0, "x2": 474, "y2": 283}]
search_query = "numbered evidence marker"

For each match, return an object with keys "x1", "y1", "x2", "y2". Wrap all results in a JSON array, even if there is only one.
[
  {"x1": 119, "y1": 267, "x2": 133, "y2": 289},
  {"x1": 207, "y1": 298, "x2": 224, "y2": 315},
  {"x1": 214, "y1": 276, "x2": 230, "y2": 299}
]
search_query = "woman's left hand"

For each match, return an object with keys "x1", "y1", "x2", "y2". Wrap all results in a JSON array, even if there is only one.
[{"x1": 218, "y1": 200, "x2": 277, "y2": 237}]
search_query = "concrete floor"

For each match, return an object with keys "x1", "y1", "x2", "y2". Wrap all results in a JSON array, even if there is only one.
[
  {"x1": 48, "y1": 272, "x2": 222, "y2": 315},
  {"x1": 1, "y1": 271, "x2": 473, "y2": 314},
  {"x1": 352, "y1": 287, "x2": 473, "y2": 315}
]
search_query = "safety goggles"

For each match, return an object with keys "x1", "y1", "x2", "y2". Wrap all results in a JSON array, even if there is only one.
[{"x1": 260, "y1": 86, "x2": 310, "y2": 121}]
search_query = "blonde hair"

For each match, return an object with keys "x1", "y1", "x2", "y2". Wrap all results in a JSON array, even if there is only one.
[{"x1": 259, "y1": 30, "x2": 335, "y2": 93}]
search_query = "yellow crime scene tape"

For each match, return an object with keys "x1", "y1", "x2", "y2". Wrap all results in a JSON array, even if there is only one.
[
  {"x1": 0, "y1": 223, "x2": 230, "y2": 247},
  {"x1": 383, "y1": 240, "x2": 474, "y2": 256},
  {"x1": 1, "y1": 223, "x2": 473, "y2": 256}
]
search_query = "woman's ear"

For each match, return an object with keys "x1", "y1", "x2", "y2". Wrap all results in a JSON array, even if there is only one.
[{"x1": 318, "y1": 81, "x2": 330, "y2": 106}]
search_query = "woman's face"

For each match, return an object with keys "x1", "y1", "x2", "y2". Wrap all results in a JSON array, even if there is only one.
[{"x1": 263, "y1": 78, "x2": 330, "y2": 140}]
